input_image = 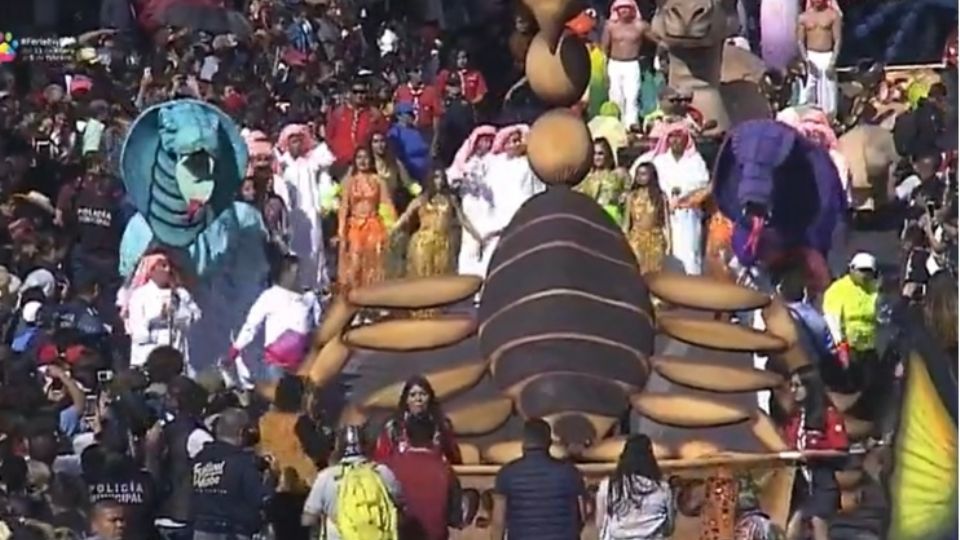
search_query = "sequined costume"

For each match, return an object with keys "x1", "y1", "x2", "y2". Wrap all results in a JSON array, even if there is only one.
[
  {"x1": 624, "y1": 188, "x2": 669, "y2": 274},
  {"x1": 337, "y1": 172, "x2": 396, "y2": 293},
  {"x1": 576, "y1": 169, "x2": 628, "y2": 224}
]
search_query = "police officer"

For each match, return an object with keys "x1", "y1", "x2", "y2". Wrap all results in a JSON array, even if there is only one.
[{"x1": 191, "y1": 408, "x2": 275, "y2": 540}]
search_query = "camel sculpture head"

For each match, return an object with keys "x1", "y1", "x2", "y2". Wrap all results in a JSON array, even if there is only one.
[{"x1": 651, "y1": 0, "x2": 728, "y2": 49}]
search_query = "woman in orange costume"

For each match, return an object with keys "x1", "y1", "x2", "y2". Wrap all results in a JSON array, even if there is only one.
[{"x1": 336, "y1": 145, "x2": 397, "y2": 294}]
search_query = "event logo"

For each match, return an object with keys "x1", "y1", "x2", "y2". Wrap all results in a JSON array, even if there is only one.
[{"x1": 0, "y1": 32, "x2": 17, "y2": 63}]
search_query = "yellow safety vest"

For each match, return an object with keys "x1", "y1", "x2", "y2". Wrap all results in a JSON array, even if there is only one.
[{"x1": 823, "y1": 274, "x2": 879, "y2": 352}]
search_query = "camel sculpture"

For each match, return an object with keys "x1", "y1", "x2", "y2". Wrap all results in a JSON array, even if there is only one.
[{"x1": 649, "y1": 0, "x2": 771, "y2": 135}]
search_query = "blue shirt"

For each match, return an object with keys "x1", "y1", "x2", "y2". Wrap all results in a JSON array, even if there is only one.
[
  {"x1": 494, "y1": 449, "x2": 585, "y2": 539},
  {"x1": 387, "y1": 124, "x2": 430, "y2": 182}
]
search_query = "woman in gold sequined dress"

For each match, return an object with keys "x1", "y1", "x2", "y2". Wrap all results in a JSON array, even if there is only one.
[
  {"x1": 394, "y1": 168, "x2": 483, "y2": 279},
  {"x1": 623, "y1": 162, "x2": 671, "y2": 274},
  {"x1": 576, "y1": 138, "x2": 629, "y2": 224},
  {"x1": 371, "y1": 131, "x2": 421, "y2": 277}
]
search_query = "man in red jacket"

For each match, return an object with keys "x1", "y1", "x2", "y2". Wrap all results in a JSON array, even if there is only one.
[
  {"x1": 382, "y1": 414, "x2": 459, "y2": 540},
  {"x1": 325, "y1": 80, "x2": 388, "y2": 171},
  {"x1": 393, "y1": 65, "x2": 441, "y2": 141}
]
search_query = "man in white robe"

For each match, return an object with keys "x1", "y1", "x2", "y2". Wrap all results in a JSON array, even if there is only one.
[
  {"x1": 123, "y1": 254, "x2": 201, "y2": 370},
  {"x1": 478, "y1": 126, "x2": 547, "y2": 276},
  {"x1": 631, "y1": 122, "x2": 709, "y2": 275},
  {"x1": 449, "y1": 125, "x2": 498, "y2": 277},
  {"x1": 277, "y1": 124, "x2": 337, "y2": 291}
]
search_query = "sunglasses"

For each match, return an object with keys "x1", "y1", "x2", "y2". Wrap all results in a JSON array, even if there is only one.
[{"x1": 669, "y1": 97, "x2": 692, "y2": 103}]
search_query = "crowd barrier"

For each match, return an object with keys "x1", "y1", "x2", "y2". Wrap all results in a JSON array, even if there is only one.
[{"x1": 450, "y1": 449, "x2": 863, "y2": 540}]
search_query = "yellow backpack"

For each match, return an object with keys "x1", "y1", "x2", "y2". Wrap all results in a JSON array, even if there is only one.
[{"x1": 333, "y1": 461, "x2": 398, "y2": 540}]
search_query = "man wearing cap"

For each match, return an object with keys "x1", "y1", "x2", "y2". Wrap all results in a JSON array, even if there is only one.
[
  {"x1": 822, "y1": 252, "x2": 880, "y2": 392},
  {"x1": 389, "y1": 103, "x2": 431, "y2": 182}
]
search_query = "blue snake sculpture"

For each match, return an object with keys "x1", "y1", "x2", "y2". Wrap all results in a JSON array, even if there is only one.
[{"x1": 118, "y1": 99, "x2": 270, "y2": 375}]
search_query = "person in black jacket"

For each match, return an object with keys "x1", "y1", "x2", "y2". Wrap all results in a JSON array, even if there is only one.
[
  {"x1": 191, "y1": 408, "x2": 275, "y2": 540},
  {"x1": 893, "y1": 83, "x2": 950, "y2": 160}
]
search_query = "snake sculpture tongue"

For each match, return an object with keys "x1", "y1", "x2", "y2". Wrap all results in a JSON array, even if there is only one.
[{"x1": 176, "y1": 151, "x2": 216, "y2": 221}]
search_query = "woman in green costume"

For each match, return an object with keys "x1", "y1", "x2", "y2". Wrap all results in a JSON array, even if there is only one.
[{"x1": 576, "y1": 138, "x2": 628, "y2": 224}]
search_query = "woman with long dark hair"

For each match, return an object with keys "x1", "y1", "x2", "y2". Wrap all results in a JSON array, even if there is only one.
[
  {"x1": 783, "y1": 366, "x2": 848, "y2": 540},
  {"x1": 623, "y1": 162, "x2": 671, "y2": 274},
  {"x1": 392, "y1": 168, "x2": 484, "y2": 281},
  {"x1": 576, "y1": 138, "x2": 628, "y2": 223},
  {"x1": 595, "y1": 434, "x2": 675, "y2": 539},
  {"x1": 372, "y1": 375, "x2": 462, "y2": 464},
  {"x1": 336, "y1": 144, "x2": 397, "y2": 294}
]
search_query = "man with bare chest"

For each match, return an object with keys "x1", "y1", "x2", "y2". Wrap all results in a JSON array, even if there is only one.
[
  {"x1": 797, "y1": 0, "x2": 842, "y2": 116},
  {"x1": 602, "y1": 0, "x2": 654, "y2": 129}
]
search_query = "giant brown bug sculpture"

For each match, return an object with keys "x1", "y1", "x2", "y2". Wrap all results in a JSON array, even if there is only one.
[{"x1": 285, "y1": 1, "x2": 879, "y2": 536}]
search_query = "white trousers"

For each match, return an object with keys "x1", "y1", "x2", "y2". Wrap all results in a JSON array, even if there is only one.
[
  {"x1": 607, "y1": 59, "x2": 642, "y2": 127},
  {"x1": 802, "y1": 50, "x2": 837, "y2": 116}
]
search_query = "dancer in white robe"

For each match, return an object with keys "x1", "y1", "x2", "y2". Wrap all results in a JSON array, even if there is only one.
[
  {"x1": 277, "y1": 124, "x2": 336, "y2": 290},
  {"x1": 449, "y1": 125, "x2": 498, "y2": 277},
  {"x1": 630, "y1": 122, "x2": 709, "y2": 275},
  {"x1": 481, "y1": 125, "x2": 547, "y2": 272}
]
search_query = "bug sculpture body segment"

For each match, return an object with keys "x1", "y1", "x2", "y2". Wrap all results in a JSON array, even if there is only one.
[{"x1": 478, "y1": 180, "x2": 656, "y2": 450}]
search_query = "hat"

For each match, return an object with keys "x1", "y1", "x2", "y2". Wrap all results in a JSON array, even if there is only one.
[
  {"x1": 338, "y1": 425, "x2": 365, "y2": 458},
  {"x1": 12, "y1": 191, "x2": 56, "y2": 215},
  {"x1": 395, "y1": 102, "x2": 415, "y2": 117},
  {"x1": 849, "y1": 252, "x2": 877, "y2": 271}
]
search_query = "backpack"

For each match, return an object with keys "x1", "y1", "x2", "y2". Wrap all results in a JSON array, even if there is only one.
[{"x1": 334, "y1": 461, "x2": 398, "y2": 540}]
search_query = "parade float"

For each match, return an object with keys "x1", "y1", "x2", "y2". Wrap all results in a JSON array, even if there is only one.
[
  {"x1": 290, "y1": 1, "x2": 888, "y2": 538},
  {"x1": 113, "y1": 1, "x2": 956, "y2": 537}
]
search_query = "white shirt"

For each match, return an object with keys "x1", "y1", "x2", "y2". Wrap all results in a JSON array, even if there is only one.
[
  {"x1": 232, "y1": 285, "x2": 321, "y2": 351},
  {"x1": 127, "y1": 281, "x2": 201, "y2": 367},
  {"x1": 278, "y1": 144, "x2": 337, "y2": 289},
  {"x1": 486, "y1": 153, "x2": 547, "y2": 232}
]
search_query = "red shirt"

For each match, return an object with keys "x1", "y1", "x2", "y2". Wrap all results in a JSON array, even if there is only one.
[
  {"x1": 783, "y1": 405, "x2": 848, "y2": 450},
  {"x1": 436, "y1": 69, "x2": 488, "y2": 104},
  {"x1": 372, "y1": 417, "x2": 462, "y2": 464},
  {"x1": 324, "y1": 105, "x2": 388, "y2": 167},
  {"x1": 393, "y1": 83, "x2": 442, "y2": 128},
  {"x1": 383, "y1": 448, "x2": 454, "y2": 540}
]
